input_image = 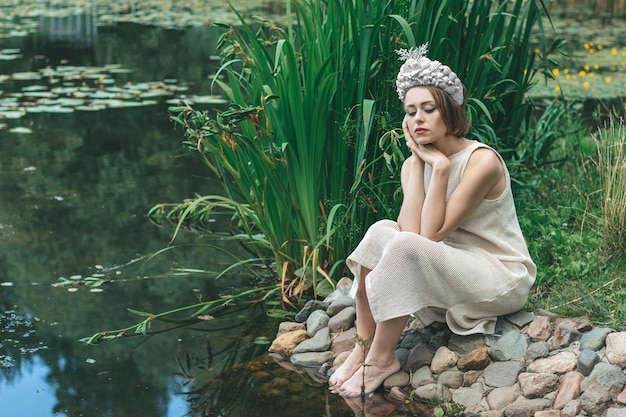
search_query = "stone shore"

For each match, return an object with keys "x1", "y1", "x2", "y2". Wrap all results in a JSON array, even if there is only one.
[{"x1": 268, "y1": 278, "x2": 626, "y2": 417}]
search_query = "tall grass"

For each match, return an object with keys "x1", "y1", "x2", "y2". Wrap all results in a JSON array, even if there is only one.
[
  {"x1": 594, "y1": 114, "x2": 626, "y2": 252},
  {"x1": 151, "y1": 0, "x2": 566, "y2": 302}
]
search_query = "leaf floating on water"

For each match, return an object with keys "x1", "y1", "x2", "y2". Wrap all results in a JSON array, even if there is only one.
[
  {"x1": 0, "y1": 282, "x2": 14, "y2": 287},
  {"x1": 9, "y1": 127, "x2": 32, "y2": 134},
  {"x1": 67, "y1": 287, "x2": 79, "y2": 292},
  {"x1": 89, "y1": 288, "x2": 104, "y2": 293}
]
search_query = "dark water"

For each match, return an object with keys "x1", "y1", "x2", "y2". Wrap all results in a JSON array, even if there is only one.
[{"x1": 0, "y1": 6, "x2": 373, "y2": 417}]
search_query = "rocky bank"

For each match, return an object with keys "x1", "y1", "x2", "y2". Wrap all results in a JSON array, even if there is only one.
[{"x1": 268, "y1": 278, "x2": 626, "y2": 417}]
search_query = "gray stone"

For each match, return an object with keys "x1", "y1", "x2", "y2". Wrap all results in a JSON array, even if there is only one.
[
  {"x1": 490, "y1": 331, "x2": 529, "y2": 361},
  {"x1": 383, "y1": 370, "x2": 410, "y2": 389},
  {"x1": 525, "y1": 341, "x2": 550, "y2": 361},
  {"x1": 410, "y1": 366, "x2": 435, "y2": 388},
  {"x1": 305, "y1": 309, "x2": 329, "y2": 337},
  {"x1": 290, "y1": 351, "x2": 334, "y2": 367},
  {"x1": 448, "y1": 333, "x2": 486, "y2": 354},
  {"x1": 504, "y1": 310, "x2": 536, "y2": 328},
  {"x1": 549, "y1": 322, "x2": 582, "y2": 350},
  {"x1": 293, "y1": 327, "x2": 331, "y2": 354},
  {"x1": 577, "y1": 349, "x2": 599, "y2": 376},
  {"x1": 452, "y1": 384, "x2": 484, "y2": 408},
  {"x1": 580, "y1": 362, "x2": 626, "y2": 414},
  {"x1": 326, "y1": 294, "x2": 354, "y2": 316},
  {"x1": 438, "y1": 369, "x2": 464, "y2": 389},
  {"x1": 606, "y1": 331, "x2": 626, "y2": 367},
  {"x1": 487, "y1": 385, "x2": 521, "y2": 410},
  {"x1": 606, "y1": 407, "x2": 626, "y2": 417},
  {"x1": 412, "y1": 383, "x2": 452, "y2": 402},
  {"x1": 294, "y1": 299, "x2": 328, "y2": 322},
  {"x1": 579, "y1": 327, "x2": 613, "y2": 351},
  {"x1": 483, "y1": 361, "x2": 525, "y2": 388},
  {"x1": 431, "y1": 346, "x2": 458, "y2": 374},
  {"x1": 327, "y1": 306, "x2": 355, "y2": 333},
  {"x1": 405, "y1": 341, "x2": 435, "y2": 371},
  {"x1": 518, "y1": 372, "x2": 560, "y2": 398},
  {"x1": 502, "y1": 398, "x2": 552, "y2": 417}
]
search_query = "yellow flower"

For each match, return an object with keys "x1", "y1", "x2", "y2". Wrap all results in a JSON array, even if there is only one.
[
  {"x1": 612, "y1": 48, "x2": 618, "y2": 56},
  {"x1": 594, "y1": 64, "x2": 599, "y2": 70},
  {"x1": 579, "y1": 70, "x2": 586, "y2": 77},
  {"x1": 583, "y1": 81, "x2": 590, "y2": 88},
  {"x1": 566, "y1": 75, "x2": 571, "y2": 80},
  {"x1": 597, "y1": 44, "x2": 603, "y2": 50},
  {"x1": 534, "y1": 48, "x2": 540, "y2": 54},
  {"x1": 584, "y1": 65, "x2": 590, "y2": 71},
  {"x1": 589, "y1": 72, "x2": 595, "y2": 78},
  {"x1": 611, "y1": 65, "x2": 617, "y2": 71},
  {"x1": 605, "y1": 77, "x2": 612, "y2": 83},
  {"x1": 553, "y1": 86, "x2": 561, "y2": 93},
  {"x1": 563, "y1": 68, "x2": 570, "y2": 74},
  {"x1": 552, "y1": 68, "x2": 560, "y2": 76},
  {"x1": 583, "y1": 43, "x2": 590, "y2": 49},
  {"x1": 589, "y1": 49, "x2": 595, "y2": 54}
]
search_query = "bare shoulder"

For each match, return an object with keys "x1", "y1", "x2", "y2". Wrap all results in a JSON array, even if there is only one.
[{"x1": 467, "y1": 147, "x2": 503, "y2": 177}]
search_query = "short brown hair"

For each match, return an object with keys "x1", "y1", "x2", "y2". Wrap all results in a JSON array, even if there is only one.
[{"x1": 424, "y1": 85, "x2": 470, "y2": 137}]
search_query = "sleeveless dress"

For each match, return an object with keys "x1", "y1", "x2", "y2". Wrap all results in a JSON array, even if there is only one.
[{"x1": 346, "y1": 140, "x2": 536, "y2": 335}]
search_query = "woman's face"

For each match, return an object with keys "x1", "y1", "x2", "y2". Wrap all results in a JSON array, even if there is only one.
[{"x1": 403, "y1": 86, "x2": 448, "y2": 145}]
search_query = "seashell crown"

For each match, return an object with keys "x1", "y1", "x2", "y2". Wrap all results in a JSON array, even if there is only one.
[{"x1": 395, "y1": 43, "x2": 464, "y2": 106}]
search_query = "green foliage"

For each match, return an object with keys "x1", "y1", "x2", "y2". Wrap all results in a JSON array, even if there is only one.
[{"x1": 152, "y1": 0, "x2": 565, "y2": 299}]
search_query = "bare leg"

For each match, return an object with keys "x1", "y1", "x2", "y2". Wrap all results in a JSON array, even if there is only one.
[
  {"x1": 337, "y1": 314, "x2": 408, "y2": 397},
  {"x1": 328, "y1": 267, "x2": 375, "y2": 389}
]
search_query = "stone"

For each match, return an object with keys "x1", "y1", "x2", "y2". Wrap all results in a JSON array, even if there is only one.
[
  {"x1": 554, "y1": 371, "x2": 585, "y2": 410},
  {"x1": 290, "y1": 351, "x2": 334, "y2": 367},
  {"x1": 277, "y1": 321, "x2": 305, "y2": 337},
  {"x1": 405, "y1": 341, "x2": 435, "y2": 371},
  {"x1": 606, "y1": 407, "x2": 626, "y2": 417},
  {"x1": 618, "y1": 386, "x2": 626, "y2": 405},
  {"x1": 329, "y1": 327, "x2": 356, "y2": 354},
  {"x1": 606, "y1": 331, "x2": 626, "y2": 367},
  {"x1": 305, "y1": 309, "x2": 330, "y2": 337},
  {"x1": 486, "y1": 385, "x2": 521, "y2": 410},
  {"x1": 463, "y1": 370, "x2": 481, "y2": 386},
  {"x1": 504, "y1": 310, "x2": 536, "y2": 328},
  {"x1": 452, "y1": 383, "x2": 484, "y2": 408},
  {"x1": 534, "y1": 411, "x2": 562, "y2": 417},
  {"x1": 448, "y1": 333, "x2": 486, "y2": 354},
  {"x1": 294, "y1": 300, "x2": 328, "y2": 322},
  {"x1": 576, "y1": 349, "x2": 599, "y2": 376},
  {"x1": 483, "y1": 361, "x2": 525, "y2": 388},
  {"x1": 518, "y1": 372, "x2": 560, "y2": 398},
  {"x1": 458, "y1": 346, "x2": 491, "y2": 371},
  {"x1": 332, "y1": 350, "x2": 350, "y2": 367},
  {"x1": 383, "y1": 370, "x2": 410, "y2": 389},
  {"x1": 327, "y1": 306, "x2": 355, "y2": 333},
  {"x1": 579, "y1": 362, "x2": 626, "y2": 415},
  {"x1": 412, "y1": 383, "x2": 452, "y2": 402},
  {"x1": 561, "y1": 400, "x2": 579, "y2": 417},
  {"x1": 527, "y1": 316, "x2": 553, "y2": 342},
  {"x1": 410, "y1": 365, "x2": 435, "y2": 388},
  {"x1": 549, "y1": 322, "x2": 582, "y2": 350},
  {"x1": 293, "y1": 327, "x2": 331, "y2": 354},
  {"x1": 431, "y1": 346, "x2": 458, "y2": 374},
  {"x1": 268, "y1": 329, "x2": 308, "y2": 355},
  {"x1": 527, "y1": 351, "x2": 577, "y2": 374},
  {"x1": 479, "y1": 411, "x2": 504, "y2": 417},
  {"x1": 525, "y1": 341, "x2": 550, "y2": 361},
  {"x1": 491, "y1": 331, "x2": 529, "y2": 361},
  {"x1": 579, "y1": 327, "x2": 613, "y2": 351},
  {"x1": 502, "y1": 398, "x2": 552, "y2": 417},
  {"x1": 438, "y1": 369, "x2": 464, "y2": 389},
  {"x1": 326, "y1": 294, "x2": 354, "y2": 316}
]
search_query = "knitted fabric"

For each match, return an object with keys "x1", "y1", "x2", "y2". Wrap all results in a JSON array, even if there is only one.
[{"x1": 346, "y1": 141, "x2": 536, "y2": 335}]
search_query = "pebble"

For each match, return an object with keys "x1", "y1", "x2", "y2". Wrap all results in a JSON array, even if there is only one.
[{"x1": 269, "y1": 279, "x2": 626, "y2": 416}]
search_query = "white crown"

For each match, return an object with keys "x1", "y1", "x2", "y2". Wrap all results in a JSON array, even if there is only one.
[{"x1": 395, "y1": 43, "x2": 464, "y2": 106}]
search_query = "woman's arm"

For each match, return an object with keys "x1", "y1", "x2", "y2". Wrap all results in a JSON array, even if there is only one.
[
  {"x1": 397, "y1": 155, "x2": 425, "y2": 233},
  {"x1": 419, "y1": 147, "x2": 505, "y2": 241}
]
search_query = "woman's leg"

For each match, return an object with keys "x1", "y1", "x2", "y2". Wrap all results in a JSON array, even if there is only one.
[
  {"x1": 337, "y1": 314, "x2": 408, "y2": 397},
  {"x1": 328, "y1": 267, "x2": 376, "y2": 388}
]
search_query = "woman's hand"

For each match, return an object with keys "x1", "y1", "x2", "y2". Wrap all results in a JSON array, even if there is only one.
[
  {"x1": 402, "y1": 117, "x2": 419, "y2": 156},
  {"x1": 414, "y1": 144, "x2": 449, "y2": 170}
]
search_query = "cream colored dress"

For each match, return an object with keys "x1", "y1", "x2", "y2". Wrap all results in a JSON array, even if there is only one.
[{"x1": 346, "y1": 141, "x2": 536, "y2": 335}]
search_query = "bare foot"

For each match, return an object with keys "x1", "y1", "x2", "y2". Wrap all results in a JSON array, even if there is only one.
[
  {"x1": 337, "y1": 355, "x2": 400, "y2": 398},
  {"x1": 328, "y1": 347, "x2": 365, "y2": 390}
]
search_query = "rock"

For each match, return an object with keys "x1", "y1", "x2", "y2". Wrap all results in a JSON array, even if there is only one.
[
  {"x1": 527, "y1": 316, "x2": 553, "y2": 342},
  {"x1": 294, "y1": 300, "x2": 328, "y2": 323},
  {"x1": 518, "y1": 372, "x2": 560, "y2": 398},
  {"x1": 549, "y1": 322, "x2": 582, "y2": 350},
  {"x1": 290, "y1": 351, "x2": 333, "y2": 367},
  {"x1": 458, "y1": 346, "x2": 491, "y2": 371},
  {"x1": 487, "y1": 385, "x2": 521, "y2": 410},
  {"x1": 579, "y1": 327, "x2": 613, "y2": 351},
  {"x1": 327, "y1": 306, "x2": 355, "y2": 333},
  {"x1": 452, "y1": 383, "x2": 484, "y2": 408},
  {"x1": 527, "y1": 351, "x2": 577, "y2": 374},
  {"x1": 448, "y1": 333, "x2": 486, "y2": 354},
  {"x1": 430, "y1": 346, "x2": 458, "y2": 374},
  {"x1": 502, "y1": 398, "x2": 551, "y2": 417},
  {"x1": 561, "y1": 399, "x2": 580, "y2": 417},
  {"x1": 606, "y1": 331, "x2": 626, "y2": 367},
  {"x1": 525, "y1": 341, "x2": 550, "y2": 361},
  {"x1": 276, "y1": 321, "x2": 305, "y2": 337},
  {"x1": 269, "y1": 329, "x2": 308, "y2": 355},
  {"x1": 330, "y1": 327, "x2": 356, "y2": 354},
  {"x1": 305, "y1": 309, "x2": 330, "y2": 337},
  {"x1": 410, "y1": 366, "x2": 435, "y2": 388},
  {"x1": 405, "y1": 341, "x2": 435, "y2": 371},
  {"x1": 554, "y1": 371, "x2": 585, "y2": 410},
  {"x1": 438, "y1": 369, "x2": 464, "y2": 389},
  {"x1": 618, "y1": 385, "x2": 626, "y2": 404},
  {"x1": 534, "y1": 411, "x2": 562, "y2": 417},
  {"x1": 293, "y1": 327, "x2": 331, "y2": 354},
  {"x1": 504, "y1": 310, "x2": 536, "y2": 328},
  {"x1": 576, "y1": 349, "x2": 599, "y2": 376},
  {"x1": 326, "y1": 294, "x2": 354, "y2": 316},
  {"x1": 383, "y1": 370, "x2": 410, "y2": 389},
  {"x1": 484, "y1": 361, "x2": 525, "y2": 388},
  {"x1": 412, "y1": 383, "x2": 452, "y2": 402},
  {"x1": 579, "y1": 362, "x2": 626, "y2": 415},
  {"x1": 606, "y1": 407, "x2": 626, "y2": 417},
  {"x1": 491, "y1": 331, "x2": 529, "y2": 361},
  {"x1": 332, "y1": 350, "x2": 350, "y2": 367}
]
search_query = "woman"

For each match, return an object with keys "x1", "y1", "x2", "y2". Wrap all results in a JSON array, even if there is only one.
[{"x1": 329, "y1": 44, "x2": 536, "y2": 398}]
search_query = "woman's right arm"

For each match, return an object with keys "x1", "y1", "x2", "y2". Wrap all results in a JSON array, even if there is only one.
[{"x1": 397, "y1": 155, "x2": 425, "y2": 233}]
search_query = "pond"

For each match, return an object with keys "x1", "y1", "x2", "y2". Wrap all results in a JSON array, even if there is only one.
[{"x1": 0, "y1": 2, "x2": 370, "y2": 416}]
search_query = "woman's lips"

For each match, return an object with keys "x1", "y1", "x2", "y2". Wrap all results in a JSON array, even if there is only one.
[{"x1": 414, "y1": 128, "x2": 428, "y2": 134}]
